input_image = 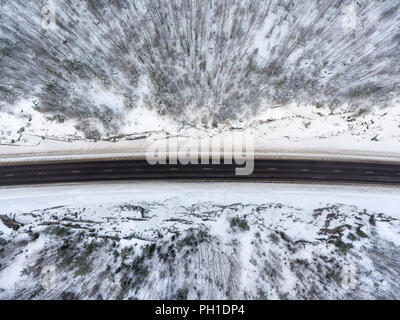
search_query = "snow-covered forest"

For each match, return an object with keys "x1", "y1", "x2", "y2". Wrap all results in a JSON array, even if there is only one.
[
  {"x1": 1, "y1": 0, "x2": 399, "y2": 139},
  {"x1": 1, "y1": 182, "x2": 400, "y2": 299}
]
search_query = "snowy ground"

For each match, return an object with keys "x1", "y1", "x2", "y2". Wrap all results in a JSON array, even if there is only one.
[
  {"x1": 0, "y1": 182, "x2": 399, "y2": 300},
  {"x1": 1, "y1": 101, "x2": 399, "y2": 165}
]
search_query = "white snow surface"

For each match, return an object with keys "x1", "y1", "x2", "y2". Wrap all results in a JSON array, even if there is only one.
[{"x1": 0, "y1": 102, "x2": 399, "y2": 165}]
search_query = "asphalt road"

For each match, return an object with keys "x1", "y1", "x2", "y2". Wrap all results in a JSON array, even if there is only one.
[{"x1": 1, "y1": 159, "x2": 400, "y2": 186}]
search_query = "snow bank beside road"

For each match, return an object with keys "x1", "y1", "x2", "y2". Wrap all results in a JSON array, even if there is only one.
[
  {"x1": 1, "y1": 103, "x2": 399, "y2": 165},
  {"x1": 0, "y1": 182, "x2": 399, "y2": 217}
]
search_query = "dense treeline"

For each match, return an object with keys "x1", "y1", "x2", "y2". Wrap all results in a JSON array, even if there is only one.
[{"x1": 0, "y1": 0, "x2": 399, "y2": 135}]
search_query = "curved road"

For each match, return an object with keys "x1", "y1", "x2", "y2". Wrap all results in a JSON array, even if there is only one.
[{"x1": 1, "y1": 159, "x2": 400, "y2": 186}]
